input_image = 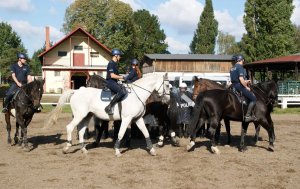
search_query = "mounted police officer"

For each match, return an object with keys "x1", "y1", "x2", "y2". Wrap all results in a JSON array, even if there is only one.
[
  {"x1": 124, "y1": 58, "x2": 141, "y2": 83},
  {"x1": 230, "y1": 54, "x2": 257, "y2": 122},
  {"x1": 2, "y1": 53, "x2": 32, "y2": 113},
  {"x1": 104, "y1": 48, "x2": 127, "y2": 115}
]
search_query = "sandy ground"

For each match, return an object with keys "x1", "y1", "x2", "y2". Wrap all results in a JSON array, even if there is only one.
[{"x1": 0, "y1": 112, "x2": 299, "y2": 189}]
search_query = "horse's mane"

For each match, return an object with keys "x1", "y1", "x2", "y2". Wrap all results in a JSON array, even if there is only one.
[
  {"x1": 133, "y1": 73, "x2": 161, "y2": 85},
  {"x1": 197, "y1": 78, "x2": 226, "y2": 89},
  {"x1": 89, "y1": 74, "x2": 106, "y2": 81},
  {"x1": 22, "y1": 80, "x2": 43, "y2": 93}
]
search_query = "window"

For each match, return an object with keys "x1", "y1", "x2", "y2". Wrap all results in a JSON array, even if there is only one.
[
  {"x1": 90, "y1": 52, "x2": 99, "y2": 57},
  {"x1": 54, "y1": 71, "x2": 61, "y2": 77},
  {"x1": 74, "y1": 45, "x2": 83, "y2": 50},
  {"x1": 58, "y1": 51, "x2": 67, "y2": 56}
]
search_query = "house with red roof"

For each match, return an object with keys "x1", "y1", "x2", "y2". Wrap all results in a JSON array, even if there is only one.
[{"x1": 38, "y1": 27, "x2": 111, "y2": 93}]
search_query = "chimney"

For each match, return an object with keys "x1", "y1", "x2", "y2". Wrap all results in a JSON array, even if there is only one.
[{"x1": 45, "y1": 26, "x2": 50, "y2": 51}]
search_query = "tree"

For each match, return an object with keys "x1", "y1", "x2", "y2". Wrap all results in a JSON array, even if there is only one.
[
  {"x1": 241, "y1": 0, "x2": 297, "y2": 62},
  {"x1": 295, "y1": 25, "x2": 300, "y2": 52},
  {"x1": 63, "y1": 0, "x2": 135, "y2": 61},
  {"x1": 0, "y1": 22, "x2": 26, "y2": 81},
  {"x1": 132, "y1": 9, "x2": 168, "y2": 61},
  {"x1": 217, "y1": 31, "x2": 240, "y2": 55},
  {"x1": 190, "y1": 0, "x2": 218, "y2": 54},
  {"x1": 30, "y1": 43, "x2": 52, "y2": 76}
]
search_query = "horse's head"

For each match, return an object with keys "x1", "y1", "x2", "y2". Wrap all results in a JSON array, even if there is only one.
[
  {"x1": 192, "y1": 77, "x2": 226, "y2": 101},
  {"x1": 192, "y1": 77, "x2": 207, "y2": 100},
  {"x1": 86, "y1": 74, "x2": 106, "y2": 89},
  {"x1": 254, "y1": 80, "x2": 278, "y2": 109},
  {"x1": 154, "y1": 73, "x2": 170, "y2": 104},
  {"x1": 28, "y1": 78, "x2": 44, "y2": 108}
]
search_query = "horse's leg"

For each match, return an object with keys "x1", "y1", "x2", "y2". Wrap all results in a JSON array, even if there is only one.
[
  {"x1": 14, "y1": 121, "x2": 20, "y2": 145},
  {"x1": 209, "y1": 118, "x2": 221, "y2": 154},
  {"x1": 77, "y1": 115, "x2": 92, "y2": 154},
  {"x1": 215, "y1": 123, "x2": 221, "y2": 144},
  {"x1": 114, "y1": 117, "x2": 132, "y2": 157},
  {"x1": 265, "y1": 114, "x2": 275, "y2": 151},
  {"x1": 239, "y1": 122, "x2": 249, "y2": 152},
  {"x1": 63, "y1": 116, "x2": 86, "y2": 154},
  {"x1": 156, "y1": 123, "x2": 165, "y2": 147},
  {"x1": 135, "y1": 117, "x2": 156, "y2": 156},
  {"x1": 224, "y1": 118, "x2": 231, "y2": 145},
  {"x1": 253, "y1": 123, "x2": 261, "y2": 144},
  {"x1": 4, "y1": 112, "x2": 12, "y2": 144},
  {"x1": 21, "y1": 116, "x2": 33, "y2": 151},
  {"x1": 93, "y1": 117, "x2": 103, "y2": 147}
]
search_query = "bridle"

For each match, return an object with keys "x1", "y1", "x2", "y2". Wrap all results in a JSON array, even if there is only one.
[
  {"x1": 252, "y1": 84, "x2": 277, "y2": 106},
  {"x1": 18, "y1": 84, "x2": 42, "y2": 108}
]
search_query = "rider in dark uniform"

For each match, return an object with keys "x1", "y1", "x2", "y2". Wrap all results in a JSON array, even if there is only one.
[
  {"x1": 124, "y1": 59, "x2": 140, "y2": 83},
  {"x1": 230, "y1": 54, "x2": 257, "y2": 122},
  {"x1": 2, "y1": 53, "x2": 32, "y2": 113},
  {"x1": 104, "y1": 49, "x2": 127, "y2": 115}
]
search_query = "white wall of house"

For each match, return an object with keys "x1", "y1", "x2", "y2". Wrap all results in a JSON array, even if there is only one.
[
  {"x1": 43, "y1": 31, "x2": 110, "y2": 67},
  {"x1": 44, "y1": 70, "x2": 70, "y2": 93},
  {"x1": 41, "y1": 30, "x2": 111, "y2": 93}
]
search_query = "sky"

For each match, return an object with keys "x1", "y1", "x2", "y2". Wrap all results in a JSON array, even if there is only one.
[{"x1": 0, "y1": 0, "x2": 299, "y2": 57}]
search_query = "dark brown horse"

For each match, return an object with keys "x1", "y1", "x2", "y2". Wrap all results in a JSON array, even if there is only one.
[
  {"x1": 4, "y1": 79, "x2": 44, "y2": 151},
  {"x1": 192, "y1": 77, "x2": 262, "y2": 145},
  {"x1": 187, "y1": 80, "x2": 278, "y2": 153}
]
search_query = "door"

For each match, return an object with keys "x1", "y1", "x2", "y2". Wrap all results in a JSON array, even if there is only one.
[{"x1": 73, "y1": 53, "x2": 84, "y2": 66}]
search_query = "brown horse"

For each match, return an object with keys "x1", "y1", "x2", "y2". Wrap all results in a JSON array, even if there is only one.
[{"x1": 192, "y1": 77, "x2": 261, "y2": 145}]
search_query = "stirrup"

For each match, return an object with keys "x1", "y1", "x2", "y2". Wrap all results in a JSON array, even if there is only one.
[
  {"x1": 2, "y1": 108, "x2": 8, "y2": 113},
  {"x1": 244, "y1": 116, "x2": 257, "y2": 122},
  {"x1": 105, "y1": 106, "x2": 113, "y2": 115}
]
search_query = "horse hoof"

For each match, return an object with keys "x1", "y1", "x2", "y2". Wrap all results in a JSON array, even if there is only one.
[
  {"x1": 211, "y1": 146, "x2": 220, "y2": 154},
  {"x1": 7, "y1": 138, "x2": 12, "y2": 144},
  {"x1": 238, "y1": 146, "x2": 248, "y2": 152},
  {"x1": 23, "y1": 146, "x2": 31, "y2": 152},
  {"x1": 115, "y1": 152, "x2": 122, "y2": 157},
  {"x1": 224, "y1": 144, "x2": 230, "y2": 148},
  {"x1": 115, "y1": 149, "x2": 122, "y2": 157},
  {"x1": 92, "y1": 142, "x2": 99, "y2": 148},
  {"x1": 62, "y1": 147, "x2": 69, "y2": 154},
  {"x1": 149, "y1": 148, "x2": 157, "y2": 156},
  {"x1": 156, "y1": 142, "x2": 164, "y2": 148},
  {"x1": 268, "y1": 145, "x2": 274, "y2": 152},
  {"x1": 81, "y1": 147, "x2": 88, "y2": 154},
  {"x1": 186, "y1": 144, "x2": 195, "y2": 152}
]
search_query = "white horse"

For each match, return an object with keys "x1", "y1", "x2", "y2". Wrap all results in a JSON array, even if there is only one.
[{"x1": 45, "y1": 73, "x2": 170, "y2": 157}]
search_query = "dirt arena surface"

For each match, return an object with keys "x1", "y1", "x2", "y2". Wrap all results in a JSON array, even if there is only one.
[{"x1": 0, "y1": 112, "x2": 299, "y2": 189}]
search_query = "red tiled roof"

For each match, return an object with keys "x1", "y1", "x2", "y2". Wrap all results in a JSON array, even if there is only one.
[
  {"x1": 247, "y1": 55, "x2": 300, "y2": 65},
  {"x1": 38, "y1": 27, "x2": 111, "y2": 57}
]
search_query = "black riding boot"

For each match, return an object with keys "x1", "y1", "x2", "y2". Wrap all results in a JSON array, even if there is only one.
[
  {"x1": 244, "y1": 102, "x2": 257, "y2": 122},
  {"x1": 2, "y1": 97, "x2": 11, "y2": 113},
  {"x1": 105, "y1": 93, "x2": 123, "y2": 115}
]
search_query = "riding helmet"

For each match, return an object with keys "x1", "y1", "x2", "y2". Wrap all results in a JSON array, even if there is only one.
[
  {"x1": 235, "y1": 54, "x2": 245, "y2": 62},
  {"x1": 179, "y1": 82, "x2": 187, "y2": 88},
  {"x1": 131, "y1": 58, "x2": 139, "y2": 65},
  {"x1": 17, "y1": 52, "x2": 27, "y2": 59},
  {"x1": 111, "y1": 49, "x2": 123, "y2": 56}
]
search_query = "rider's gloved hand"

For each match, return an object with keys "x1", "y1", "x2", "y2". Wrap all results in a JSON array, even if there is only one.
[{"x1": 123, "y1": 76, "x2": 127, "y2": 82}]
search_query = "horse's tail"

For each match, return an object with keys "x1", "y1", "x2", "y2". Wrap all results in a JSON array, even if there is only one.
[
  {"x1": 187, "y1": 93, "x2": 206, "y2": 136},
  {"x1": 43, "y1": 90, "x2": 75, "y2": 129}
]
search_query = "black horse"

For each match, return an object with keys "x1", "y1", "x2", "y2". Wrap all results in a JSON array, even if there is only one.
[
  {"x1": 187, "y1": 80, "x2": 278, "y2": 153},
  {"x1": 85, "y1": 74, "x2": 110, "y2": 145},
  {"x1": 4, "y1": 79, "x2": 44, "y2": 151}
]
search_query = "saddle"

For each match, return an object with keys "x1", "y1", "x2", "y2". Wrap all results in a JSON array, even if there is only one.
[
  {"x1": 100, "y1": 86, "x2": 128, "y2": 102},
  {"x1": 228, "y1": 86, "x2": 248, "y2": 105}
]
